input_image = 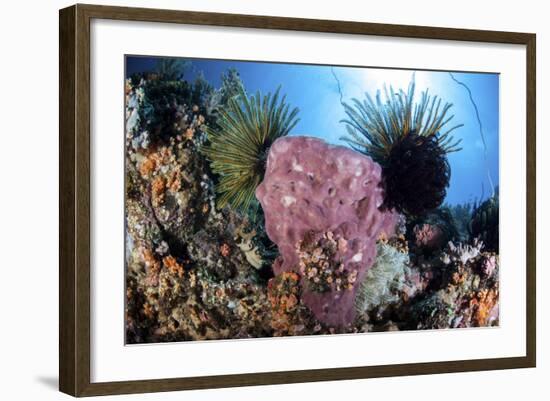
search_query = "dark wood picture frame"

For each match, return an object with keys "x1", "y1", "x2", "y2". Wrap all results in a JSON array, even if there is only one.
[{"x1": 59, "y1": 3, "x2": 536, "y2": 397}]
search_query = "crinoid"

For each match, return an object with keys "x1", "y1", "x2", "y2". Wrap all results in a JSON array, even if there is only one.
[
  {"x1": 383, "y1": 132, "x2": 451, "y2": 216},
  {"x1": 469, "y1": 191, "x2": 499, "y2": 252},
  {"x1": 341, "y1": 79, "x2": 463, "y2": 216},
  {"x1": 204, "y1": 86, "x2": 299, "y2": 214}
]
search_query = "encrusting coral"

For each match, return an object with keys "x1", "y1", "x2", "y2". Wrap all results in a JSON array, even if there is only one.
[
  {"x1": 297, "y1": 231, "x2": 359, "y2": 294},
  {"x1": 267, "y1": 272, "x2": 320, "y2": 337}
]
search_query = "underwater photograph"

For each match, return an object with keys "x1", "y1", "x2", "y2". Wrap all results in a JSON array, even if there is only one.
[{"x1": 124, "y1": 55, "x2": 500, "y2": 344}]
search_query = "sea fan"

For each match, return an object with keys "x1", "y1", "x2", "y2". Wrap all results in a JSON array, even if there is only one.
[
  {"x1": 341, "y1": 79, "x2": 463, "y2": 216},
  {"x1": 204, "y1": 86, "x2": 299, "y2": 213}
]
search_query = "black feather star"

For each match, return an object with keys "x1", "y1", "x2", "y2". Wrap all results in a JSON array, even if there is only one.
[
  {"x1": 341, "y1": 79, "x2": 462, "y2": 216},
  {"x1": 383, "y1": 132, "x2": 450, "y2": 216}
]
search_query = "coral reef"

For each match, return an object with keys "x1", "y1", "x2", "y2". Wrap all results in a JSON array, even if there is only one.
[
  {"x1": 125, "y1": 75, "x2": 275, "y2": 343},
  {"x1": 126, "y1": 78, "x2": 211, "y2": 147},
  {"x1": 204, "y1": 68, "x2": 245, "y2": 117},
  {"x1": 409, "y1": 242, "x2": 499, "y2": 329},
  {"x1": 352, "y1": 235, "x2": 498, "y2": 332},
  {"x1": 126, "y1": 255, "x2": 274, "y2": 342},
  {"x1": 234, "y1": 226, "x2": 263, "y2": 269},
  {"x1": 256, "y1": 136, "x2": 397, "y2": 326},
  {"x1": 124, "y1": 60, "x2": 500, "y2": 343}
]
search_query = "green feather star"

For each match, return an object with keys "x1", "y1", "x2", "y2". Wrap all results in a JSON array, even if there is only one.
[{"x1": 204, "y1": 86, "x2": 299, "y2": 213}]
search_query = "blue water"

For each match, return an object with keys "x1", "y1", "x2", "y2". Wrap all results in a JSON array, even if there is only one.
[{"x1": 126, "y1": 56, "x2": 499, "y2": 206}]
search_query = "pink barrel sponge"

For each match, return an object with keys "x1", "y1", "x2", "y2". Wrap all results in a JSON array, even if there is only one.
[{"x1": 256, "y1": 136, "x2": 397, "y2": 326}]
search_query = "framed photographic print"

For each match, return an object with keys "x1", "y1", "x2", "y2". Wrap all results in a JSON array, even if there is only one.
[{"x1": 59, "y1": 4, "x2": 536, "y2": 397}]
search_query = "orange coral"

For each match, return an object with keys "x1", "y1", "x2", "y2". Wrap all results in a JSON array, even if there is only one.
[
  {"x1": 138, "y1": 148, "x2": 169, "y2": 179},
  {"x1": 166, "y1": 170, "x2": 181, "y2": 192},
  {"x1": 451, "y1": 266, "x2": 469, "y2": 286},
  {"x1": 472, "y1": 288, "x2": 499, "y2": 326},
  {"x1": 142, "y1": 302, "x2": 155, "y2": 319},
  {"x1": 139, "y1": 157, "x2": 156, "y2": 178},
  {"x1": 163, "y1": 255, "x2": 185, "y2": 278},
  {"x1": 142, "y1": 248, "x2": 161, "y2": 274},
  {"x1": 141, "y1": 247, "x2": 161, "y2": 285},
  {"x1": 147, "y1": 146, "x2": 173, "y2": 168},
  {"x1": 220, "y1": 243, "x2": 231, "y2": 257},
  {"x1": 151, "y1": 176, "x2": 166, "y2": 207},
  {"x1": 268, "y1": 272, "x2": 302, "y2": 335}
]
